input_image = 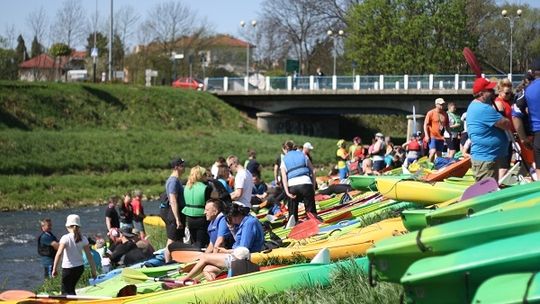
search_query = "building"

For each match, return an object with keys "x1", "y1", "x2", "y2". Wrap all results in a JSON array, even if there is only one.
[{"x1": 19, "y1": 51, "x2": 87, "y2": 82}]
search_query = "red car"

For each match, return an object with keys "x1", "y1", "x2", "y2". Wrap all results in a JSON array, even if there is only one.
[{"x1": 172, "y1": 77, "x2": 204, "y2": 90}]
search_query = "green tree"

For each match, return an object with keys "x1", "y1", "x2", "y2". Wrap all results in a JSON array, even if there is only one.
[
  {"x1": 15, "y1": 34, "x2": 29, "y2": 63},
  {"x1": 30, "y1": 36, "x2": 43, "y2": 58},
  {"x1": 345, "y1": 0, "x2": 475, "y2": 74},
  {"x1": 0, "y1": 48, "x2": 18, "y2": 80},
  {"x1": 112, "y1": 34, "x2": 125, "y2": 70},
  {"x1": 50, "y1": 42, "x2": 71, "y2": 81},
  {"x1": 85, "y1": 32, "x2": 108, "y2": 58}
]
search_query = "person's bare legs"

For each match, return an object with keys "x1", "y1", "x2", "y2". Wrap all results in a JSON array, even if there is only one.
[
  {"x1": 202, "y1": 265, "x2": 222, "y2": 281},
  {"x1": 181, "y1": 253, "x2": 228, "y2": 280},
  {"x1": 165, "y1": 239, "x2": 174, "y2": 263}
]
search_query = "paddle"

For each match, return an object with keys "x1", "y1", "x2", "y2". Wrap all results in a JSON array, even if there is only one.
[
  {"x1": 463, "y1": 47, "x2": 482, "y2": 77},
  {"x1": 460, "y1": 177, "x2": 498, "y2": 202},
  {"x1": 288, "y1": 217, "x2": 320, "y2": 240},
  {"x1": 0, "y1": 289, "x2": 114, "y2": 301},
  {"x1": 171, "y1": 250, "x2": 203, "y2": 263},
  {"x1": 121, "y1": 268, "x2": 198, "y2": 286}
]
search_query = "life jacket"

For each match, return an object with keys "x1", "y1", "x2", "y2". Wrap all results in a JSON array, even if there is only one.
[
  {"x1": 183, "y1": 182, "x2": 207, "y2": 217},
  {"x1": 283, "y1": 150, "x2": 310, "y2": 179},
  {"x1": 37, "y1": 231, "x2": 58, "y2": 258},
  {"x1": 408, "y1": 139, "x2": 420, "y2": 151}
]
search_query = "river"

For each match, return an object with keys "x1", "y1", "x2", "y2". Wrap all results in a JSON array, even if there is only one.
[{"x1": 0, "y1": 201, "x2": 161, "y2": 292}]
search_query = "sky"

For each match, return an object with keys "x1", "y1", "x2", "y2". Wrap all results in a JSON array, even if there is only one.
[
  {"x1": 0, "y1": 0, "x2": 264, "y2": 50},
  {"x1": 0, "y1": 0, "x2": 538, "y2": 51}
]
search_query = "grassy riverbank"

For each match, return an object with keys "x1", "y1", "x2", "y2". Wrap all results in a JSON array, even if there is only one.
[{"x1": 0, "y1": 81, "x2": 406, "y2": 211}]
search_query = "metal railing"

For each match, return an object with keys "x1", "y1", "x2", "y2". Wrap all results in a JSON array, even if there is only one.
[{"x1": 204, "y1": 73, "x2": 521, "y2": 93}]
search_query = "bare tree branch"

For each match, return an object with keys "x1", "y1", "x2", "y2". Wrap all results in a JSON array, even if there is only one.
[
  {"x1": 51, "y1": 0, "x2": 86, "y2": 47},
  {"x1": 26, "y1": 6, "x2": 48, "y2": 46}
]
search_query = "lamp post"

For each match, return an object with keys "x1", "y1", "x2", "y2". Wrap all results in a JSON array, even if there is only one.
[
  {"x1": 502, "y1": 8, "x2": 522, "y2": 77},
  {"x1": 327, "y1": 29, "x2": 344, "y2": 76},
  {"x1": 240, "y1": 20, "x2": 256, "y2": 77},
  {"x1": 92, "y1": 0, "x2": 98, "y2": 83}
]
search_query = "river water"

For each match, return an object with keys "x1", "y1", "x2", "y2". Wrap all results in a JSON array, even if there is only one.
[{"x1": 0, "y1": 201, "x2": 161, "y2": 292}]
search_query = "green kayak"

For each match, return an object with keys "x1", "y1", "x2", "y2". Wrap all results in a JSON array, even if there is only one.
[
  {"x1": 349, "y1": 175, "x2": 377, "y2": 191},
  {"x1": 368, "y1": 205, "x2": 540, "y2": 284},
  {"x1": 401, "y1": 209, "x2": 431, "y2": 232},
  {"x1": 124, "y1": 258, "x2": 369, "y2": 304},
  {"x1": 401, "y1": 230, "x2": 540, "y2": 304},
  {"x1": 426, "y1": 181, "x2": 540, "y2": 226},
  {"x1": 473, "y1": 272, "x2": 540, "y2": 304},
  {"x1": 472, "y1": 191, "x2": 540, "y2": 217}
]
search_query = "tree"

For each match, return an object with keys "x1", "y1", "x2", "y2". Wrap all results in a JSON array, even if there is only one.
[
  {"x1": 30, "y1": 36, "x2": 44, "y2": 58},
  {"x1": 51, "y1": 0, "x2": 85, "y2": 47},
  {"x1": 49, "y1": 42, "x2": 71, "y2": 81},
  {"x1": 26, "y1": 6, "x2": 48, "y2": 47},
  {"x1": 0, "y1": 48, "x2": 18, "y2": 80},
  {"x1": 112, "y1": 34, "x2": 125, "y2": 70},
  {"x1": 15, "y1": 35, "x2": 29, "y2": 63},
  {"x1": 114, "y1": 5, "x2": 140, "y2": 53},
  {"x1": 85, "y1": 32, "x2": 108, "y2": 80}
]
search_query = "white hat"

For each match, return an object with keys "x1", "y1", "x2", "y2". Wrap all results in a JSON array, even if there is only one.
[
  {"x1": 435, "y1": 98, "x2": 446, "y2": 105},
  {"x1": 303, "y1": 142, "x2": 314, "y2": 150},
  {"x1": 65, "y1": 214, "x2": 81, "y2": 227}
]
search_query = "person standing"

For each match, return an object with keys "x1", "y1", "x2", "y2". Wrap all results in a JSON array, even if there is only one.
[
  {"x1": 105, "y1": 196, "x2": 120, "y2": 232},
  {"x1": 467, "y1": 78, "x2": 511, "y2": 181},
  {"x1": 370, "y1": 133, "x2": 386, "y2": 173},
  {"x1": 119, "y1": 193, "x2": 134, "y2": 230},
  {"x1": 336, "y1": 139, "x2": 349, "y2": 180},
  {"x1": 316, "y1": 67, "x2": 324, "y2": 89},
  {"x1": 131, "y1": 190, "x2": 146, "y2": 239},
  {"x1": 227, "y1": 155, "x2": 254, "y2": 209},
  {"x1": 161, "y1": 157, "x2": 187, "y2": 263},
  {"x1": 183, "y1": 166, "x2": 212, "y2": 249},
  {"x1": 302, "y1": 142, "x2": 314, "y2": 164},
  {"x1": 280, "y1": 140, "x2": 318, "y2": 223},
  {"x1": 424, "y1": 98, "x2": 450, "y2": 162},
  {"x1": 493, "y1": 78, "x2": 514, "y2": 178},
  {"x1": 444, "y1": 102, "x2": 463, "y2": 158},
  {"x1": 244, "y1": 149, "x2": 261, "y2": 177},
  {"x1": 524, "y1": 59, "x2": 540, "y2": 179},
  {"x1": 38, "y1": 218, "x2": 59, "y2": 279},
  {"x1": 52, "y1": 214, "x2": 97, "y2": 295}
]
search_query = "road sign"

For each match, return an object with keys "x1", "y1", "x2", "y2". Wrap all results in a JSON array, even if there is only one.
[{"x1": 91, "y1": 48, "x2": 98, "y2": 58}]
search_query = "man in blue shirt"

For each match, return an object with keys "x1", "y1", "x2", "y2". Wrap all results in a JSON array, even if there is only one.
[
  {"x1": 160, "y1": 157, "x2": 186, "y2": 263},
  {"x1": 37, "y1": 218, "x2": 59, "y2": 278},
  {"x1": 205, "y1": 199, "x2": 233, "y2": 253},
  {"x1": 524, "y1": 59, "x2": 540, "y2": 179},
  {"x1": 179, "y1": 202, "x2": 265, "y2": 281},
  {"x1": 467, "y1": 78, "x2": 511, "y2": 181}
]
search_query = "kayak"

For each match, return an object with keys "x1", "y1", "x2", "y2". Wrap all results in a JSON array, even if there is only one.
[
  {"x1": 252, "y1": 217, "x2": 406, "y2": 263},
  {"x1": 426, "y1": 181, "x2": 540, "y2": 225},
  {"x1": 375, "y1": 176, "x2": 467, "y2": 205},
  {"x1": 349, "y1": 175, "x2": 377, "y2": 191},
  {"x1": 471, "y1": 191, "x2": 540, "y2": 217},
  {"x1": 473, "y1": 272, "x2": 540, "y2": 304},
  {"x1": 368, "y1": 204, "x2": 540, "y2": 284},
  {"x1": 422, "y1": 157, "x2": 471, "y2": 182},
  {"x1": 124, "y1": 258, "x2": 369, "y2": 304},
  {"x1": 401, "y1": 230, "x2": 540, "y2": 304},
  {"x1": 143, "y1": 215, "x2": 165, "y2": 227}
]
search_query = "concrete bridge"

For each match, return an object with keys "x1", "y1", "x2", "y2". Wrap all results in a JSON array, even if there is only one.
[{"x1": 205, "y1": 74, "x2": 509, "y2": 137}]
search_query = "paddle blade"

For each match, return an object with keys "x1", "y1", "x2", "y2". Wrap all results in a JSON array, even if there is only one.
[
  {"x1": 171, "y1": 250, "x2": 203, "y2": 263},
  {"x1": 460, "y1": 177, "x2": 498, "y2": 201},
  {"x1": 117, "y1": 284, "x2": 137, "y2": 297},
  {"x1": 310, "y1": 248, "x2": 330, "y2": 264},
  {"x1": 463, "y1": 47, "x2": 482, "y2": 77},
  {"x1": 121, "y1": 268, "x2": 149, "y2": 283},
  {"x1": 0, "y1": 290, "x2": 35, "y2": 301},
  {"x1": 285, "y1": 216, "x2": 297, "y2": 229},
  {"x1": 288, "y1": 218, "x2": 319, "y2": 240}
]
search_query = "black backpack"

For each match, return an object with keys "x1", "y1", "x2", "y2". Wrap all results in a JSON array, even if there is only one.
[{"x1": 208, "y1": 179, "x2": 232, "y2": 206}]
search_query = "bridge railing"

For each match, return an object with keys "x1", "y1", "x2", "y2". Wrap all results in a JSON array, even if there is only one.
[{"x1": 205, "y1": 73, "x2": 519, "y2": 93}]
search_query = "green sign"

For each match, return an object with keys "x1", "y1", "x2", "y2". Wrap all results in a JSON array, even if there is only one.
[{"x1": 285, "y1": 59, "x2": 299, "y2": 73}]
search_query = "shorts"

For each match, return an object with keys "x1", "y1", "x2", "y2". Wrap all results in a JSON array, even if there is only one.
[
  {"x1": 460, "y1": 132, "x2": 469, "y2": 147},
  {"x1": 373, "y1": 160, "x2": 385, "y2": 171},
  {"x1": 160, "y1": 207, "x2": 185, "y2": 241},
  {"x1": 429, "y1": 139, "x2": 445, "y2": 152},
  {"x1": 496, "y1": 142, "x2": 512, "y2": 169},
  {"x1": 471, "y1": 159, "x2": 499, "y2": 182},
  {"x1": 445, "y1": 138, "x2": 460, "y2": 151},
  {"x1": 133, "y1": 220, "x2": 145, "y2": 233}
]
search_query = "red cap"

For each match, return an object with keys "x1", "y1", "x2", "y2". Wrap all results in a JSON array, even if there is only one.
[{"x1": 473, "y1": 78, "x2": 497, "y2": 94}]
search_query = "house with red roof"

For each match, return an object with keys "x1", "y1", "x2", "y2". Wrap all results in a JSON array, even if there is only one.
[{"x1": 19, "y1": 50, "x2": 87, "y2": 82}]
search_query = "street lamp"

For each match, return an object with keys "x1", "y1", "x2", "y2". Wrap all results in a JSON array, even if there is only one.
[
  {"x1": 327, "y1": 29, "x2": 344, "y2": 76},
  {"x1": 240, "y1": 20, "x2": 256, "y2": 77},
  {"x1": 502, "y1": 8, "x2": 522, "y2": 77}
]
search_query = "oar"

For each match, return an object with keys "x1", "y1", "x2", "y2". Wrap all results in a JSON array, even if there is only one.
[
  {"x1": 121, "y1": 268, "x2": 198, "y2": 285},
  {"x1": 171, "y1": 250, "x2": 203, "y2": 263},
  {"x1": 460, "y1": 177, "x2": 498, "y2": 202},
  {"x1": 0, "y1": 289, "x2": 114, "y2": 301}
]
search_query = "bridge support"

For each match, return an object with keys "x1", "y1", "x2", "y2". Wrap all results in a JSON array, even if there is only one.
[
  {"x1": 256, "y1": 112, "x2": 339, "y2": 137},
  {"x1": 406, "y1": 114, "x2": 425, "y2": 139}
]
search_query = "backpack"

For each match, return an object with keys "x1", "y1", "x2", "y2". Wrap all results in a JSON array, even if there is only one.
[
  {"x1": 208, "y1": 179, "x2": 232, "y2": 206},
  {"x1": 158, "y1": 192, "x2": 169, "y2": 208}
]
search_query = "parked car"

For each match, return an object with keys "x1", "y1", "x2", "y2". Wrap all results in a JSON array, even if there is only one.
[{"x1": 172, "y1": 77, "x2": 204, "y2": 90}]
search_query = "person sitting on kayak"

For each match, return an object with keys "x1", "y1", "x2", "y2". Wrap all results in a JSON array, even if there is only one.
[
  {"x1": 205, "y1": 199, "x2": 234, "y2": 253},
  {"x1": 178, "y1": 202, "x2": 264, "y2": 281}
]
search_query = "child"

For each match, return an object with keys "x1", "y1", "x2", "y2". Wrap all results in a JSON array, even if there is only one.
[{"x1": 52, "y1": 214, "x2": 97, "y2": 295}]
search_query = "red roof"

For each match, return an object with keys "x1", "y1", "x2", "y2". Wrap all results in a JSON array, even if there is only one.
[
  {"x1": 19, "y1": 50, "x2": 86, "y2": 69},
  {"x1": 210, "y1": 35, "x2": 251, "y2": 48}
]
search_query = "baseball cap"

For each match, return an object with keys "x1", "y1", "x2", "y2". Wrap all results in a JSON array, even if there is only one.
[
  {"x1": 171, "y1": 157, "x2": 185, "y2": 168},
  {"x1": 435, "y1": 98, "x2": 446, "y2": 105},
  {"x1": 375, "y1": 132, "x2": 384, "y2": 138},
  {"x1": 472, "y1": 78, "x2": 497, "y2": 94},
  {"x1": 303, "y1": 142, "x2": 314, "y2": 150},
  {"x1": 119, "y1": 227, "x2": 136, "y2": 238}
]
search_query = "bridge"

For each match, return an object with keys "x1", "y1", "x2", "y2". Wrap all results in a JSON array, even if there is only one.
[{"x1": 203, "y1": 74, "x2": 511, "y2": 137}]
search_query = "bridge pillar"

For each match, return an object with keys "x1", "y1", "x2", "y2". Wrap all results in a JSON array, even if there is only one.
[
  {"x1": 256, "y1": 112, "x2": 339, "y2": 137},
  {"x1": 406, "y1": 114, "x2": 425, "y2": 139}
]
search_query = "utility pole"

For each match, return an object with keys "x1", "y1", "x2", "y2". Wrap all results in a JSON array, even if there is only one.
[{"x1": 108, "y1": 0, "x2": 113, "y2": 82}]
